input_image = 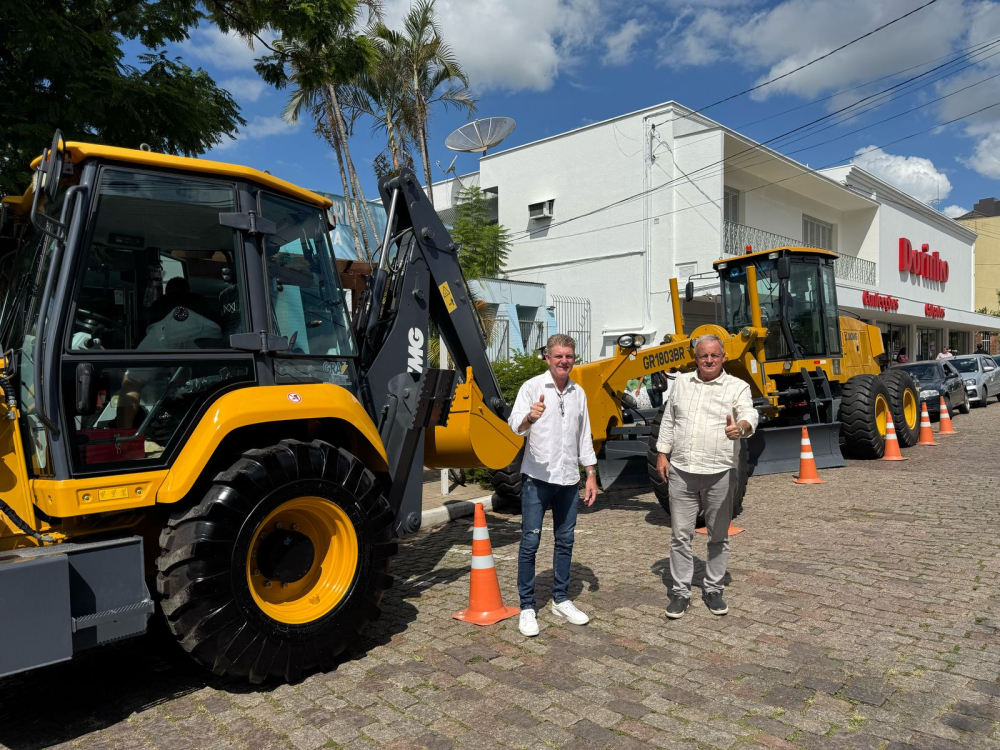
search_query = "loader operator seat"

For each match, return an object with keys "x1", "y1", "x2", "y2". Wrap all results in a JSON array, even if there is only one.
[{"x1": 115, "y1": 278, "x2": 223, "y2": 430}]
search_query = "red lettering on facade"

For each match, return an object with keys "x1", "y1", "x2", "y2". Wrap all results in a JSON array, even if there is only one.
[
  {"x1": 899, "y1": 238, "x2": 949, "y2": 283},
  {"x1": 861, "y1": 291, "x2": 899, "y2": 312},
  {"x1": 924, "y1": 303, "x2": 945, "y2": 319}
]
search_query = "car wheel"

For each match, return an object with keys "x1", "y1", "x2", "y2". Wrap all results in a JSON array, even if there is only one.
[
  {"x1": 959, "y1": 394, "x2": 971, "y2": 414},
  {"x1": 981, "y1": 388, "x2": 990, "y2": 408}
]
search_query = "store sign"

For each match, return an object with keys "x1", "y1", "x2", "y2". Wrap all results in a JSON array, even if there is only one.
[
  {"x1": 924, "y1": 304, "x2": 945, "y2": 319},
  {"x1": 899, "y1": 238, "x2": 949, "y2": 282},
  {"x1": 862, "y1": 291, "x2": 899, "y2": 312}
]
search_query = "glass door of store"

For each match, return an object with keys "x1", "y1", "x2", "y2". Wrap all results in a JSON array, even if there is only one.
[
  {"x1": 881, "y1": 323, "x2": 909, "y2": 368},
  {"x1": 917, "y1": 327, "x2": 940, "y2": 361},
  {"x1": 949, "y1": 331, "x2": 969, "y2": 355}
]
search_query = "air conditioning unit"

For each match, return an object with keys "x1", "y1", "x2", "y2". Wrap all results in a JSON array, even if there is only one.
[{"x1": 528, "y1": 200, "x2": 554, "y2": 220}]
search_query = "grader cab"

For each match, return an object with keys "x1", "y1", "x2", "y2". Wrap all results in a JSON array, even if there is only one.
[{"x1": 0, "y1": 134, "x2": 520, "y2": 682}]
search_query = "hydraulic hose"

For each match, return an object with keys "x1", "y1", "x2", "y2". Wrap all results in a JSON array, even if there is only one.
[{"x1": 0, "y1": 497, "x2": 53, "y2": 543}]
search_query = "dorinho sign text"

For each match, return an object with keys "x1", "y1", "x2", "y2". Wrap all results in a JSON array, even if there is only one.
[{"x1": 899, "y1": 238, "x2": 949, "y2": 282}]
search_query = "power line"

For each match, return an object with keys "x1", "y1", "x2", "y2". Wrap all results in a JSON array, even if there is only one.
[
  {"x1": 510, "y1": 100, "x2": 1000, "y2": 246},
  {"x1": 507, "y1": 33, "x2": 1000, "y2": 244}
]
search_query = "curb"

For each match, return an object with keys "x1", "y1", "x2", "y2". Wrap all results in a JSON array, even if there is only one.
[{"x1": 421, "y1": 494, "x2": 497, "y2": 528}]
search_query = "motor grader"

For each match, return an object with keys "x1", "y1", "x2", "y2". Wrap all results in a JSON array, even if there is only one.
[
  {"x1": 0, "y1": 134, "x2": 521, "y2": 682},
  {"x1": 490, "y1": 247, "x2": 920, "y2": 517}
]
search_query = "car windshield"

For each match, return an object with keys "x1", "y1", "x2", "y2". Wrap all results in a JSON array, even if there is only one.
[
  {"x1": 897, "y1": 363, "x2": 941, "y2": 381},
  {"x1": 951, "y1": 357, "x2": 980, "y2": 374}
]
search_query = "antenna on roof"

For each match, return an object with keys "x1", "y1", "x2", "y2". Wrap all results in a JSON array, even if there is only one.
[{"x1": 445, "y1": 117, "x2": 516, "y2": 157}]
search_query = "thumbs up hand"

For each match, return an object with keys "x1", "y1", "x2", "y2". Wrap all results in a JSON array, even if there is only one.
[
  {"x1": 528, "y1": 393, "x2": 546, "y2": 424},
  {"x1": 725, "y1": 413, "x2": 742, "y2": 441}
]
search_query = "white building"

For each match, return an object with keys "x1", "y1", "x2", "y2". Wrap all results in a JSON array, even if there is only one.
[{"x1": 432, "y1": 101, "x2": 999, "y2": 363}]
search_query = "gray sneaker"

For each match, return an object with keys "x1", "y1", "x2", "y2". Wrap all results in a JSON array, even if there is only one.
[
  {"x1": 703, "y1": 591, "x2": 729, "y2": 616},
  {"x1": 666, "y1": 595, "x2": 689, "y2": 619}
]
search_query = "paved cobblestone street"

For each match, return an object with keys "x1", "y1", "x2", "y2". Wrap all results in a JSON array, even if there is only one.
[{"x1": 1, "y1": 408, "x2": 999, "y2": 750}]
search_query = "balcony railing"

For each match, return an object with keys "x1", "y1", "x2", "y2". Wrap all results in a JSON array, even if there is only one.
[{"x1": 722, "y1": 220, "x2": 876, "y2": 287}]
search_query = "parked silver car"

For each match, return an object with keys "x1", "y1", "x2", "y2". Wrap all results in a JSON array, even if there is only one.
[{"x1": 951, "y1": 354, "x2": 1000, "y2": 407}]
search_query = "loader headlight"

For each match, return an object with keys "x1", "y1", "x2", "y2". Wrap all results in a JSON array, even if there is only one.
[
  {"x1": 617, "y1": 333, "x2": 646, "y2": 348},
  {"x1": 919, "y1": 389, "x2": 939, "y2": 400}
]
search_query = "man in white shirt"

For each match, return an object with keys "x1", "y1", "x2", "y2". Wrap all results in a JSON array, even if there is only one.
[
  {"x1": 508, "y1": 333, "x2": 599, "y2": 637},
  {"x1": 654, "y1": 334, "x2": 758, "y2": 619}
]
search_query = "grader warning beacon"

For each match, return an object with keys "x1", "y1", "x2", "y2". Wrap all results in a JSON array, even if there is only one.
[
  {"x1": 490, "y1": 247, "x2": 919, "y2": 517},
  {"x1": 0, "y1": 133, "x2": 522, "y2": 682}
]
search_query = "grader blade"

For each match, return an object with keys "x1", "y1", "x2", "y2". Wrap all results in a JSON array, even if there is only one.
[{"x1": 747, "y1": 423, "x2": 845, "y2": 476}]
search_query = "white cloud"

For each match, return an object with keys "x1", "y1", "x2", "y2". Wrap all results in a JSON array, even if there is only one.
[
  {"x1": 603, "y1": 19, "x2": 647, "y2": 67},
  {"x1": 381, "y1": 0, "x2": 607, "y2": 92},
  {"x1": 959, "y1": 130, "x2": 1000, "y2": 178},
  {"x1": 182, "y1": 27, "x2": 275, "y2": 71},
  {"x1": 852, "y1": 146, "x2": 952, "y2": 204},
  {"x1": 213, "y1": 115, "x2": 299, "y2": 152},
  {"x1": 659, "y1": 0, "x2": 970, "y2": 103},
  {"x1": 221, "y1": 77, "x2": 267, "y2": 103},
  {"x1": 943, "y1": 204, "x2": 969, "y2": 218}
]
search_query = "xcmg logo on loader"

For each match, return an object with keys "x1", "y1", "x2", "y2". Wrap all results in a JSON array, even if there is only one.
[{"x1": 407, "y1": 328, "x2": 425, "y2": 373}]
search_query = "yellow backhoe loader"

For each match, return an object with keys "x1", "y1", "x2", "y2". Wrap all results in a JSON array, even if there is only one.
[
  {"x1": 0, "y1": 134, "x2": 521, "y2": 683},
  {"x1": 490, "y1": 248, "x2": 920, "y2": 517}
]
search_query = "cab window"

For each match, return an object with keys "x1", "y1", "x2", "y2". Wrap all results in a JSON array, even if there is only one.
[{"x1": 70, "y1": 169, "x2": 245, "y2": 352}]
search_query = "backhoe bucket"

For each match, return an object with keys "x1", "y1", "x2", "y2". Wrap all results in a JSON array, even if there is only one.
[
  {"x1": 747, "y1": 423, "x2": 844, "y2": 475},
  {"x1": 596, "y1": 441, "x2": 649, "y2": 491}
]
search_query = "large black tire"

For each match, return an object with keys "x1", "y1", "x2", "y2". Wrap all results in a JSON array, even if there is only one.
[
  {"x1": 646, "y1": 404, "x2": 749, "y2": 524},
  {"x1": 488, "y1": 447, "x2": 523, "y2": 512},
  {"x1": 157, "y1": 440, "x2": 396, "y2": 683},
  {"x1": 879, "y1": 369, "x2": 919, "y2": 448},
  {"x1": 840, "y1": 374, "x2": 890, "y2": 459}
]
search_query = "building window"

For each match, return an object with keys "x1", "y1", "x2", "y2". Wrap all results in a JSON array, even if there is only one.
[
  {"x1": 723, "y1": 187, "x2": 739, "y2": 223},
  {"x1": 802, "y1": 214, "x2": 833, "y2": 250}
]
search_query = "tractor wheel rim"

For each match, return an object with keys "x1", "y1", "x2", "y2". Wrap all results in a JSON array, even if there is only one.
[
  {"x1": 875, "y1": 393, "x2": 889, "y2": 438},
  {"x1": 247, "y1": 496, "x2": 358, "y2": 625},
  {"x1": 902, "y1": 389, "x2": 917, "y2": 430}
]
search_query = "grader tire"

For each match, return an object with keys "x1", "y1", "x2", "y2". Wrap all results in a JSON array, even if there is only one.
[
  {"x1": 488, "y1": 447, "x2": 524, "y2": 513},
  {"x1": 879, "y1": 369, "x2": 919, "y2": 448},
  {"x1": 157, "y1": 440, "x2": 396, "y2": 684},
  {"x1": 840, "y1": 374, "x2": 890, "y2": 459},
  {"x1": 647, "y1": 404, "x2": 749, "y2": 524}
]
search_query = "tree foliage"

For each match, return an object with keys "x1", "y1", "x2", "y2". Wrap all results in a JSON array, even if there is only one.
[
  {"x1": 0, "y1": 0, "x2": 367, "y2": 196},
  {"x1": 451, "y1": 185, "x2": 510, "y2": 279}
]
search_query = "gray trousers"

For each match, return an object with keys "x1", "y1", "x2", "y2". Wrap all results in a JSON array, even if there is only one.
[{"x1": 667, "y1": 466, "x2": 733, "y2": 598}]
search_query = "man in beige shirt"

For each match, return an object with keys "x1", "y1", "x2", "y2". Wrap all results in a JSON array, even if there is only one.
[{"x1": 655, "y1": 334, "x2": 758, "y2": 619}]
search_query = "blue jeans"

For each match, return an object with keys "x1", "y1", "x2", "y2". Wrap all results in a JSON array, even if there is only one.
[{"x1": 517, "y1": 475, "x2": 579, "y2": 610}]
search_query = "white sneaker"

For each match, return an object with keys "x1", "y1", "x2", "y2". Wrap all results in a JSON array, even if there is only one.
[
  {"x1": 519, "y1": 608, "x2": 539, "y2": 637},
  {"x1": 551, "y1": 599, "x2": 590, "y2": 625}
]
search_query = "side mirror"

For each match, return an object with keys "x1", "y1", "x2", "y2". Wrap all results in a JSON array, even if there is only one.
[
  {"x1": 684, "y1": 281, "x2": 694, "y2": 302},
  {"x1": 776, "y1": 256, "x2": 791, "y2": 280},
  {"x1": 39, "y1": 130, "x2": 66, "y2": 203}
]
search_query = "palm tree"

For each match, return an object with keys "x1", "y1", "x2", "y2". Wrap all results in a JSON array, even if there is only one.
[
  {"x1": 373, "y1": 0, "x2": 476, "y2": 204},
  {"x1": 274, "y1": 4, "x2": 383, "y2": 260}
]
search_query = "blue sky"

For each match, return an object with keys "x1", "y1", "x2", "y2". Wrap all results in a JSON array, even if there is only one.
[{"x1": 125, "y1": 0, "x2": 1000, "y2": 218}]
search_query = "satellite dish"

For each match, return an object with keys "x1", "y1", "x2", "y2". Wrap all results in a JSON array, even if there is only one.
[{"x1": 445, "y1": 117, "x2": 516, "y2": 156}]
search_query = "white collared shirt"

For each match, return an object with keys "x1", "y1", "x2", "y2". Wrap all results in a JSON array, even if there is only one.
[
  {"x1": 655, "y1": 370, "x2": 758, "y2": 474},
  {"x1": 508, "y1": 370, "x2": 598, "y2": 486}
]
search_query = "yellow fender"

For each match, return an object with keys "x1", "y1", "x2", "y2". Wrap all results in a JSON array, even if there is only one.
[{"x1": 33, "y1": 384, "x2": 385, "y2": 517}]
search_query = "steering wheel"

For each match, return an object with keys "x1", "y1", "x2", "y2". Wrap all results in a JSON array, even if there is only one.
[{"x1": 75, "y1": 307, "x2": 117, "y2": 334}]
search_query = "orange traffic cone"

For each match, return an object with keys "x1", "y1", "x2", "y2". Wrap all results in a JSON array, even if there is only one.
[
  {"x1": 881, "y1": 414, "x2": 907, "y2": 461},
  {"x1": 696, "y1": 524, "x2": 745, "y2": 537},
  {"x1": 916, "y1": 402, "x2": 937, "y2": 446},
  {"x1": 794, "y1": 426, "x2": 825, "y2": 484},
  {"x1": 938, "y1": 396, "x2": 957, "y2": 435},
  {"x1": 453, "y1": 502, "x2": 519, "y2": 626}
]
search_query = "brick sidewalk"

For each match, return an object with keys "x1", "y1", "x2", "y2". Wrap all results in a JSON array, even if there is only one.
[{"x1": 1, "y1": 408, "x2": 998, "y2": 749}]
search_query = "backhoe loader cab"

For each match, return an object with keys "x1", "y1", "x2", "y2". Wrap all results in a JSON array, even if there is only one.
[{"x1": 0, "y1": 135, "x2": 520, "y2": 683}]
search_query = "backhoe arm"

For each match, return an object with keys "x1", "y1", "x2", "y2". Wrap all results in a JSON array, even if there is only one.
[{"x1": 355, "y1": 170, "x2": 521, "y2": 534}]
